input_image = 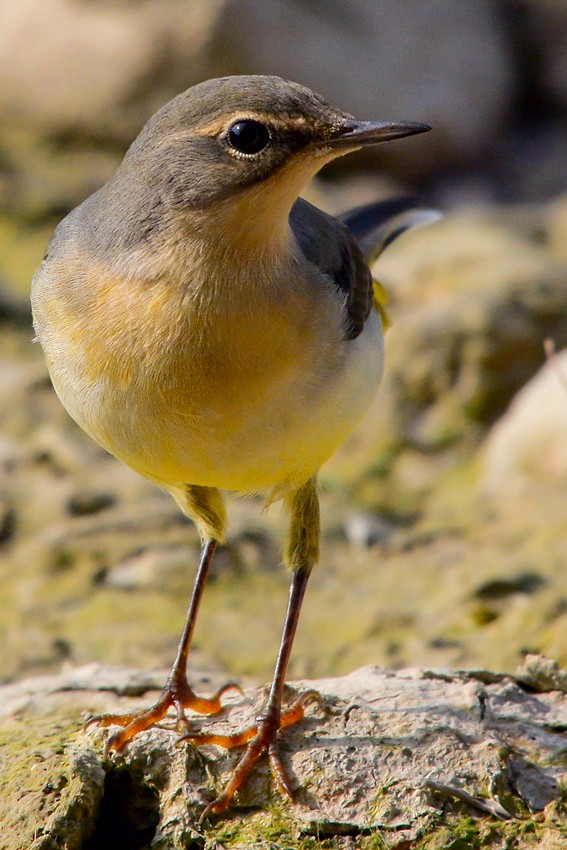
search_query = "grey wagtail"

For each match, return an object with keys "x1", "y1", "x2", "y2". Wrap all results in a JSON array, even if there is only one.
[{"x1": 31, "y1": 75, "x2": 431, "y2": 817}]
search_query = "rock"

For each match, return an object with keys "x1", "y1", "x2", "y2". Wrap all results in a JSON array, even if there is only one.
[
  {"x1": 517, "y1": 653, "x2": 567, "y2": 694},
  {"x1": 1, "y1": 663, "x2": 566, "y2": 848},
  {"x1": 66, "y1": 490, "x2": 116, "y2": 518},
  {"x1": 0, "y1": 0, "x2": 226, "y2": 141},
  {"x1": 344, "y1": 511, "x2": 396, "y2": 547},
  {"x1": 0, "y1": 495, "x2": 15, "y2": 544},
  {"x1": 481, "y1": 347, "x2": 567, "y2": 495},
  {"x1": 105, "y1": 545, "x2": 201, "y2": 592},
  {"x1": 0, "y1": 712, "x2": 105, "y2": 850},
  {"x1": 0, "y1": 0, "x2": 229, "y2": 219},
  {"x1": 548, "y1": 193, "x2": 567, "y2": 264}
]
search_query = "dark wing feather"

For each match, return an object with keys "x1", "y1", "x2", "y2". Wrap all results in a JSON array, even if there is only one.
[
  {"x1": 290, "y1": 197, "x2": 440, "y2": 341},
  {"x1": 290, "y1": 197, "x2": 373, "y2": 341}
]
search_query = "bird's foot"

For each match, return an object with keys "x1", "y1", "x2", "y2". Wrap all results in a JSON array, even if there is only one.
[
  {"x1": 86, "y1": 675, "x2": 242, "y2": 754},
  {"x1": 178, "y1": 689, "x2": 321, "y2": 820}
]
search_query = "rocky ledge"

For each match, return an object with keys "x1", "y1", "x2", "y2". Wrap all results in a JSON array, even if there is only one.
[{"x1": 2, "y1": 657, "x2": 566, "y2": 849}]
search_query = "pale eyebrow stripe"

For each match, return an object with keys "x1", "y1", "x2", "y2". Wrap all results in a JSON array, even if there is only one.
[{"x1": 193, "y1": 113, "x2": 312, "y2": 138}]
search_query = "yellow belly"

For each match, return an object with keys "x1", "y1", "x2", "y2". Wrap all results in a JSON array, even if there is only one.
[{"x1": 33, "y1": 255, "x2": 383, "y2": 493}]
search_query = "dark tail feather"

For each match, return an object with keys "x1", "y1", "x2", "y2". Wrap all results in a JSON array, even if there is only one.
[{"x1": 339, "y1": 197, "x2": 441, "y2": 263}]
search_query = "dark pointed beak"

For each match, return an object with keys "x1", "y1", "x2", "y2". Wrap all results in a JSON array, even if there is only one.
[{"x1": 327, "y1": 120, "x2": 432, "y2": 149}]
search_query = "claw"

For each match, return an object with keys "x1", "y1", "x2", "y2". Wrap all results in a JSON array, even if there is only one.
[
  {"x1": 178, "y1": 689, "x2": 321, "y2": 819},
  {"x1": 268, "y1": 743, "x2": 293, "y2": 797},
  {"x1": 85, "y1": 711, "x2": 138, "y2": 731},
  {"x1": 85, "y1": 679, "x2": 242, "y2": 754},
  {"x1": 280, "y1": 689, "x2": 322, "y2": 727}
]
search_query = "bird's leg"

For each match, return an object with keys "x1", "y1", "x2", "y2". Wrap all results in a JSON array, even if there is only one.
[
  {"x1": 87, "y1": 487, "x2": 241, "y2": 753},
  {"x1": 181, "y1": 477, "x2": 321, "y2": 818}
]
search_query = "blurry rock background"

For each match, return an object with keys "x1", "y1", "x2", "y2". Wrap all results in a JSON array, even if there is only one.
[{"x1": 1, "y1": 0, "x2": 567, "y2": 692}]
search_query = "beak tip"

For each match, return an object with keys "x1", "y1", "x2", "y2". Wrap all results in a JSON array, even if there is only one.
[
  {"x1": 329, "y1": 120, "x2": 433, "y2": 148},
  {"x1": 414, "y1": 123, "x2": 433, "y2": 134},
  {"x1": 370, "y1": 121, "x2": 433, "y2": 141}
]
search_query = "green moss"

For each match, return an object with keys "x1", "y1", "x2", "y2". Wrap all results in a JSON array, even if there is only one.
[
  {"x1": 0, "y1": 714, "x2": 103, "y2": 850},
  {"x1": 358, "y1": 835, "x2": 390, "y2": 850},
  {"x1": 469, "y1": 604, "x2": 500, "y2": 626},
  {"x1": 205, "y1": 805, "x2": 567, "y2": 850},
  {"x1": 206, "y1": 801, "x2": 397, "y2": 849},
  {"x1": 209, "y1": 804, "x2": 315, "y2": 849},
  {"x1": 417, "y1": 817, "x2": 498, "y2": 850},
  {"x1": 416, "y1": 806, "x2": 567, "y2": 850}
]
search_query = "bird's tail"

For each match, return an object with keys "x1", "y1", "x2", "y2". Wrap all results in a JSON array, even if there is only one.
[
  {"x1": 340, "y1": 198, "x2": 440, "y2": 330},
  {"x1": 339, "y1": 197, "x2": 441, "y2": 265}
]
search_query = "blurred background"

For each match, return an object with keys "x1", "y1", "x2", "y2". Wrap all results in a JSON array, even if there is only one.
[{"x1": 1, "y1": 0, "x2": 567, "y2": 688}]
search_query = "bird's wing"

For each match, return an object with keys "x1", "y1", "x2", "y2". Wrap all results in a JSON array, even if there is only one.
[
  {"x1": 290, "y1": 197, "x2": 373, "y2": 341},
  {"x1": 290, "y1": 197, "x2": 440, "y2": 340}
]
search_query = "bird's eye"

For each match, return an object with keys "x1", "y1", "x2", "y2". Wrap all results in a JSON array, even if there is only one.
[{"x1": 227, "y1": 120, "x2": 270, "y2": 155}]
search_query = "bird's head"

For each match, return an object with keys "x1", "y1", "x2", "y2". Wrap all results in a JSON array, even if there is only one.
[{"x1": 120, "y1": 75, "x2": 430, "y2": 251}]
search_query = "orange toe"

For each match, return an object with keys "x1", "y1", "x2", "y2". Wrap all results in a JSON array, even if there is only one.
[
  {"x1": 177, "y1": 689, "x2": 322, "y2": 818},
  {"x1": 86, "y1": 678, "x2": 242, "y2": 753}
]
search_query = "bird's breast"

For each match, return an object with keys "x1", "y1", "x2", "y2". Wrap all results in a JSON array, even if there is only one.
[{"x1": 33, "y1": 252, "x2": 383, "y2": 492}]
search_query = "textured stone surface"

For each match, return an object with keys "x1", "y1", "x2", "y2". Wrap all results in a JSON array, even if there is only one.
[{"x1": 1, "y1": 662, "x2": 567, "y2": 848}]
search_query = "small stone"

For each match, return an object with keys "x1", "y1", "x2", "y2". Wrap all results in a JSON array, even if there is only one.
[
  {"x1": 344, "y1": 511, "x2": 395, "y2": 547},
  {"x1": 516, "y1": 654, "x2": 567, "y2": 694},
  {"x1": 0, "y1": 497, "x2": 15, "y2": 544},
  {"x1": 106, "y1": 546, "x2": 195, "y2": 591},
  {"x1": 66, "y1": 490, "x2": 116, "y2": 517}
]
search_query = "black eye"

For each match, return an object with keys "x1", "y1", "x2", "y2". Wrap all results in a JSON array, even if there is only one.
[{"x1": 227, "y1": 120, "x2": 270, "y2": 155}]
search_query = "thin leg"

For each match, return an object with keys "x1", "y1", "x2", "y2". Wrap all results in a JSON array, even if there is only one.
[
  {"x1": 181, "y1": 476, "x2": 321, "y2": 818},
  {"x1": 88, "y1": 486, "x2": 241, "y2": 752}
]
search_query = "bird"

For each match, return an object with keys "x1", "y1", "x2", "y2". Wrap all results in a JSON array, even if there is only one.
[{"x1": 31, "y1": 74, "x2": 431, "y2": 818}]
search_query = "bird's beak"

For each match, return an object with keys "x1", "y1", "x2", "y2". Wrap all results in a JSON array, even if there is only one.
[{"x1": 325, "y1": 120, "x2": 431, "y2": 150}]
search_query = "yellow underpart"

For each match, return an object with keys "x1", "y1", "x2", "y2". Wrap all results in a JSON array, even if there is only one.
[{"x1": 372, "y1": 277, "x2": 391, "y2": 331}]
